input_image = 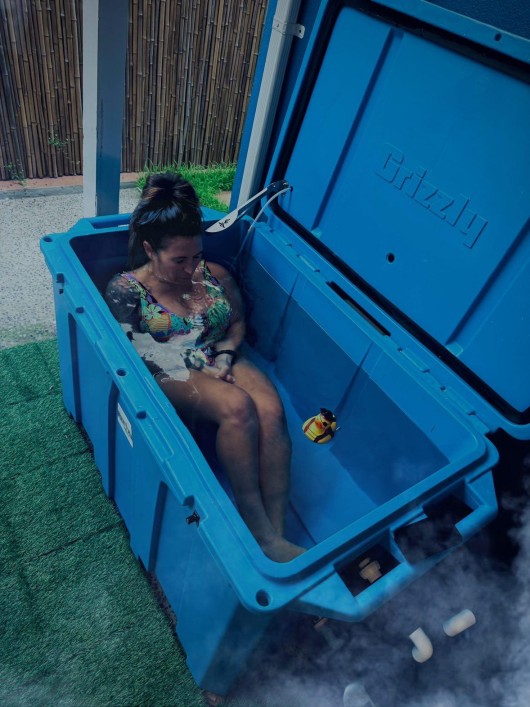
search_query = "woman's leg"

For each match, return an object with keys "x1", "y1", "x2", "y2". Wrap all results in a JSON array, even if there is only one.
[
  {"x1": 229, "y1": 359, "x2": 292, "y2": 535},
  {"x1": 156, "y1": 371, "x2": 304, "y2": 562}
]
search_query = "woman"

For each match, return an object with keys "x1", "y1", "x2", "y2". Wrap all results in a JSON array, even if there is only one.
[{"x1": 105, "y1": 172, "x2": 305, "y2": 563}]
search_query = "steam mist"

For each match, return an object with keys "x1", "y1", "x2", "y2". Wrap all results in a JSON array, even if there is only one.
[{"x1": 230, "y1": 446, "x2": 530, "y2": 707}]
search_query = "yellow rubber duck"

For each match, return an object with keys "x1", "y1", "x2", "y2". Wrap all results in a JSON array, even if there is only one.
[{"x1": 302, "y1": 408, "x2": 337, "y2": 444}]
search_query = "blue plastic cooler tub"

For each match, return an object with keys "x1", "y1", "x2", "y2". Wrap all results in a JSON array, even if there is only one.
[{"x1": 40, "y1": 0, "x2": 530, "y2": 696}]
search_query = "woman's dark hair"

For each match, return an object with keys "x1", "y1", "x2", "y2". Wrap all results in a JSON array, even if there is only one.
[{"x1": 128, "y1": 172, "x2": 202, "y2": 268}]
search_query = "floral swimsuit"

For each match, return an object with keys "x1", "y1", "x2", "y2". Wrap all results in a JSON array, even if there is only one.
[{"x1": 105, "y1": 261, "x2": 233, "y2": 381}]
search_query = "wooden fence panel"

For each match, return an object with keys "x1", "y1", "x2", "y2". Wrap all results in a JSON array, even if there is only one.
[{"x1": 0, "y1": 0, "x2": 267, "y2": 180}]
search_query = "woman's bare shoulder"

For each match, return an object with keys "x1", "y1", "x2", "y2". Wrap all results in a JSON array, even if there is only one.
[
  {"x1": 106, "y1": 272, "x2": 138, "y2": 297},
  {"x1": 205, "y1": 260, "x2": 233, "y2": 282}
]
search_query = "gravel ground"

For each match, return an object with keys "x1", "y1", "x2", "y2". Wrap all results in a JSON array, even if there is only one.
[{"x1": 0, "y1": 186, "x2": 141, "y2": 349}]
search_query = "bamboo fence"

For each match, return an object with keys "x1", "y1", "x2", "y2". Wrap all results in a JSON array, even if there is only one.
[{"x1": 0, "y1": 0, "x2": 267, "y2": 180}]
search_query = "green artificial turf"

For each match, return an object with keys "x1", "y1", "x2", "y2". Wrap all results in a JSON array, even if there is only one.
[{"x1": 0, "y1": 340, "x2": 205, "y2": 706}]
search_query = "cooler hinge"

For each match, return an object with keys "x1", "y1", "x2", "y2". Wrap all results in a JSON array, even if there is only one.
[
  {"x1": 443, "y1": 389, "x2": 490, "y2": 435},
  {"x1": 273, "y1": 17, "x2": 305, "y2": 38},
  {"x1": 398, "y1": 347, "x2": 429, "y2": 373},
  {"x1": 397, "y1": 347, "x2": 489, "y2": 435}
]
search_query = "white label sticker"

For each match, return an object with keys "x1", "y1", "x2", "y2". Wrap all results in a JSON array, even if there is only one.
[{"x1": 117, "y1": 402, "x2": 133, "y2": 447}]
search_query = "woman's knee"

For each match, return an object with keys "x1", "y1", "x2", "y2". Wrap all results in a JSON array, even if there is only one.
[
  {"x1": 220, "y1": 388, "x2": 258, "y2": 428},
  {"x1": 157, "y1": 374, "x2": 258, "y2": 429}
]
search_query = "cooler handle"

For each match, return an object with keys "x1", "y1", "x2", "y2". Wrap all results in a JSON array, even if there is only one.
[
  {"x1": 83, "y1": 214, "x2": 131, "y2": 231},
  {"x1": 294, "y1": 470, "x2": 497, "y2": 622},
  {"x1": 454, "y1": 470, "x2": 497, "y2": 541}
]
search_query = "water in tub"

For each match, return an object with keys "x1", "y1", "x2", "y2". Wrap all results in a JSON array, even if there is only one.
[{"x1": 119, "y1": 325, "x2": 201, "y2": 382}]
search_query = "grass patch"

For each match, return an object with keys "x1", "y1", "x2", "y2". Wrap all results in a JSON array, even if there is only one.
[
  {"x1": 137, "y1": 162, "x2": 236, "y2": 212},
  {"x1": 1, "y1": 341, "x2": 205, "y2": 707}
]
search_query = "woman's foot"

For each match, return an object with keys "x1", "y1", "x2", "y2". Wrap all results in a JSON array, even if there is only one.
[{"x1": 260, "y1": 534, "x2": 306, "y2": 563}]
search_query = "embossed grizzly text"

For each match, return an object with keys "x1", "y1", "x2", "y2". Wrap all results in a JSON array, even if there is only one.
[{"x1": 376, "y1": 143, "x2": 487, "y2": 248}]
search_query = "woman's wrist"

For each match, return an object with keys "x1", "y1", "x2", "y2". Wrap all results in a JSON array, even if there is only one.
[{"x1": 212, "y1": 348, "x2": 237, "y2": 364}]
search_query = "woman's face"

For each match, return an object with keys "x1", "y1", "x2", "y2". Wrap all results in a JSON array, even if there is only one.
[{"x1": 144, "y1": 234, "x2": 203, "y2": 283}]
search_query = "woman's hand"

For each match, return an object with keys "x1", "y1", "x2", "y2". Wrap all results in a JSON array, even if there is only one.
[
  {"x1": 188, "y1": 347, "x2": 236, "y2": 383},
  {"x1": 203, "y1": 353, "x2": 235, "y2": 383}
]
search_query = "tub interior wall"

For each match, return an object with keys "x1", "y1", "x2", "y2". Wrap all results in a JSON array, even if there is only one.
[
  {"x1": 244, "y1": 263, "x2": 451, "y2": 542},
  {"x1": 74, "y1": 230, "x2": 480, "y2": 546}
]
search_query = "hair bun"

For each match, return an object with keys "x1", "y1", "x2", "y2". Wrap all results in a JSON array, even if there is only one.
[{"x1": 145, "y1": 172, "x2": 199, "y2": 206}]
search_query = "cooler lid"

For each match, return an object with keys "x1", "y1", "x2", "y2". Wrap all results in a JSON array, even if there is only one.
[{"x1": 269, "y1": 0, "x2": 530, "y2": 425}]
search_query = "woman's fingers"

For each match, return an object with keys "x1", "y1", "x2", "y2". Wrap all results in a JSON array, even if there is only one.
[
  {"x1": 201, "y1": 362, "x2": 235, "y2": 383},
  {"x1": 216, "y1": 364, "x2": 235, "y2": 383}
]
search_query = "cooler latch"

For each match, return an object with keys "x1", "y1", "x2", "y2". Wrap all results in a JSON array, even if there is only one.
[{"x1": 186, "y1": 511, "x2": 200, "y2": 526}]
